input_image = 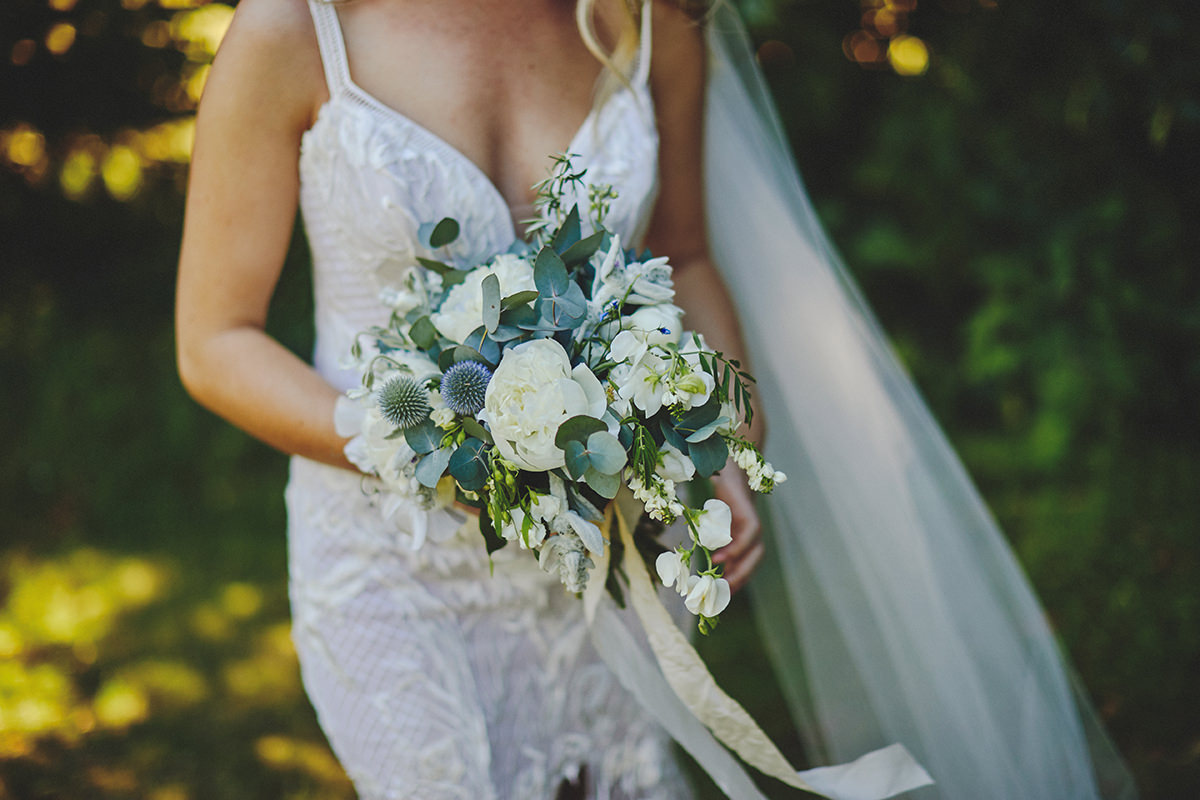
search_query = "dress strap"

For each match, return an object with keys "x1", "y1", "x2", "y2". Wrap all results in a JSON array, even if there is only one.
[
  {"x1": 634, "y1": 0, "x2": 654, "y2": 87},
  {"x1": 306, "y1": 0, "x2": 352, "y2": 95}
]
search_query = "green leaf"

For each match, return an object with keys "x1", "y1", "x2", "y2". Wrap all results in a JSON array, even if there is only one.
[
  {"x1": 427, "y1": 217, "x2": 460, "y2": 248},
  {"x1": 415, "y1": 447, "x2": 452, "y2": 488},
  {"x1": 488, "y1": 324, "x2": 524, "y2": 342},
  {"x1": 501, "y1": 303, "x2": 539, "y2": 328},
  {"x1": 674, "y1": 398, "x2": 721, "y2": 439},
  {"x1": 461, "y1": 329, "x2": 501, "y2": 365},
  {"x1": 449, "y1": 438, "x2": 489, "y2": 491},
  {"x1": 481, "y1": 273, "x2": 501, "y2": 333},
  {"x1": 555, "y1": 415, "x2": 608, "y2": 449},
  {"x1": 552, "y1": 205, "x2": 582, "y2": 251},
  {"x1": 688, "y1": 434, "x2": 728, "y2": 477},
  {"x1": 409, "y1": 316, "x2": 438, "y2": 350},
  {"x1": 586, "y1": 431, "x2": 627, "y2": 475},
  {"x1": 534, "y1": 246, "x2": 570, "y2": 295},
  {"x1": 404, "y1": 419, "x2": 443, "y2": 454},
  {"x1": 479, "y1": 509, "x2": 507, "y2": 556},
  {"x1": 501, "y1": 290, "x2": 540, "y2": 310},
  {"x1": 559, "y1": 230, "x2": 605, "y2": 267},
  {"x1": 584, "y1": 467, "x2": 621, "y2": 499},
  {"x1": 442, "y1": 269, "x2": 470, "y2": 290},
  {"x1": 564, "y1": 440, "x2": 591, "y2": 480},
  {"x1": 461, "y1": 417, "x2": 493, "y2": 445},
  {"x1": 660, "y1": 420, "x2": 687, "y2": 452},
  {"x1": 416, "y1": 257, "x2": 454, "y2": 276},
  {"x1": 685, "y1": 417, "x2": 730, "y2": 444}
]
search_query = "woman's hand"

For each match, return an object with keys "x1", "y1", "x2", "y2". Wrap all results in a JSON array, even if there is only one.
[{"x1": 710, "y1": 465, "x2": 764, "y2": 593}]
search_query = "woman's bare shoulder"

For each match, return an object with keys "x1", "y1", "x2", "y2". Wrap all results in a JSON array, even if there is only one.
[
  {"x1": 648, "y1": 1, "x2": 705, "y2": 92},
  {"x1": 207, "y1": 0, "x2": 327, "y2": 128}
]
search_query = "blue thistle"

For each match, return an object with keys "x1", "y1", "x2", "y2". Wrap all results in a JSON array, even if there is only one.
[
  {"x1": 440, "y1": 360, "x2": 492, "y2": 416},
  {"x1": 377, "y1": 374, "x2": 431, "y2": 429}
]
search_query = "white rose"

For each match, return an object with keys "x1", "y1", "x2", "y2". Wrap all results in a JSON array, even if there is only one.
[
  {"x1": 683, "y1": 574, "x2": 731, "y2": 617},
  {"x1": 656, "y1": 551, "x2": 689, "y2": 596},
  {"x1": 693, "y1": 498, "x2": 733, "y2": 550},
  {"x1": 482, "y1": 339, "x2": 607, "y2": 471},
  {"x1": 431, "y1": 254, "x2": 535, "y2": 343},
  {"x1": 656, "y1": 442, "x2": 696, "y2": 484}
]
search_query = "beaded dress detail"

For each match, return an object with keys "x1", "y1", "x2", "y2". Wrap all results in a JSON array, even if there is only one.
[{"x1": 284, "y1": 2, "x2": 687, "y2": 798}]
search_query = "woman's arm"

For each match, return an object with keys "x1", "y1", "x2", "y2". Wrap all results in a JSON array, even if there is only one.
[
  {"x1": 643, "y1": 3, "x2": 765, "y2": 591},
  {"x1": 175, "y1": 0, "x2": 353, "y2": 471}
]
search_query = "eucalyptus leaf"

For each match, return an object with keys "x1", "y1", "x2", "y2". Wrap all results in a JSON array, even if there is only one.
[
  {"x1": 534, "y1": 247, "x2": 570, "y2": 295},
  {"x1": 501, "y1": 290, "x2": 540, "y2": 310},
  {"x1": 688, "y1": 434, "x2": 728, "y2": 477},
  {"x1": 559, "y1": 230, "x2": 605, "y2": 267},
  {"x1": 585, "y1": 431, "x2": 627, "y2": 475},
  {"x1": 442, "y1": 269, "x2": 471, "y2": 290},
  {"x1": 488, "y1": 323, "x2": 524, "y2": 342},
  {"x1": 564, "y1": 440, "x2": 590, "y2": 480},
  {"x1": 461, "y1": 329, "x2": 501, "y2": 365},
  {"x1": 404, "y1": 419, "x2": 442, "y2": 455},
  {"x1": 555, "y1": 415, "x2": 608, "y2": 449},
  {"x1": 409, "y1": 316, "x2": 438, "y2": 350},
  {"x1": 427, "y1": 217, "x2": 460, "y2": 248},
  {"x1": 501, "y1": 303, "x2": 539, "y2": 328},
  {"x1": 552, "y1": 205, "x2": 582, "y2": 252},
  {"x1": 449, "y1": 438, "x2": 489, "y2": 491},
  {"x1": 685, "y1": 417, "x2": 730, "y2": 444},
  {"x1": 660, "y1": 420, "x2": 687, "y2": 452},
  {"x1": 674, "y1": 398, "x2": 721, "y2": 439},
  {"x1": 416, "y1": 257, "x2": 454, "y2": 276},
  {"x1": 481, "y1": 273, "x2": 501, "y2": 333},
  {"x1": 583, "y1": 467, "x2": 621, "y2": 499},
  {"x1": 461, "y1": 417, "x2": 493, "y2": 445},
  {"x1": 415, "y1": 447, "x2": 452, "y2": 488}
]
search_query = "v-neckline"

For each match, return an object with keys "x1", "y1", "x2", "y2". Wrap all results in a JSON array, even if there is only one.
[{"x1": 338, "y1": 75, "x2": 607, "y2": 243}]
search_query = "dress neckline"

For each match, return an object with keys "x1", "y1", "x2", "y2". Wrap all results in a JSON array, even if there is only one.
[{"x1": 304, "y1": 0, "x2": 654, "y2": 243}]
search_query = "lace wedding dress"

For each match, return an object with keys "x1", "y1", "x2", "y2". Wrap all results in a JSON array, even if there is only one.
[{"x1": 283, "y1": 2, "x2": 691, "y2": 798}]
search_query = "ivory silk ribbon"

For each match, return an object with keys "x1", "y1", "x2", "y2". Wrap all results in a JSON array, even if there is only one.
[{"x1": 585, "y1": 491, "x2": 934, "y2": 800}]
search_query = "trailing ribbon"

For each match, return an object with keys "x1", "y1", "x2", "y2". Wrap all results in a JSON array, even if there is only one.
[{"x1": 587, "y1": 491, "x2": 934, "y2": 800}]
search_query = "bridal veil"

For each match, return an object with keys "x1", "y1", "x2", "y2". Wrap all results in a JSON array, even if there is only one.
[{"x1": 697, "y1": 2, "x2": 1138, "y2": 797}]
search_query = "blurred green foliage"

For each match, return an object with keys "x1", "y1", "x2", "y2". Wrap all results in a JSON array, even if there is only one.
[{"x1": 1, "y1": 0, "x2": 1197, "y2": 797}]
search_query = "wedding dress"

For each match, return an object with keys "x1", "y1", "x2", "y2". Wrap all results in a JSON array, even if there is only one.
[
  {"x1": 284, "y1": 2, "x2": 692, "y2": 799},
  {"x1": 284, "y1": 0, "x2": 1138, "y2": 797}
]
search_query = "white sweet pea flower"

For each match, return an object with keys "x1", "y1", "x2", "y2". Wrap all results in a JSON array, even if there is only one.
[
  {"x1": 693, "y1": 498, "x2": 733, "y2": 550},
  {"x1": 623, "y1": 305, "x2": 682, "y2": 347},
  {"x1": 503, "y1": 507, "x2": 548, "y2": 549},
  {"x1": 482, "y1": 339, "x2": 607, "y2": 471},
  {"x1": 657, "y1": 442, "x2": 696, "y2": 484},
  {"x1": 656, "y1": 551, "x2": 690, "y2": 596},
  {"x1": 431, "y1": 254, "x2": 535, "y2": 343},
  {"x1": 612, "y1": 350, "x2": 673, "y2": 416},
  {"x1": 683, "y1": 574, "x2": 731, "y2": 617}
]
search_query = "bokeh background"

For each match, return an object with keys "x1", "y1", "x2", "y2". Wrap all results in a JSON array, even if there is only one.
[{"x1": 1, "y1": 0, "x2": 1196, "y2": 797}]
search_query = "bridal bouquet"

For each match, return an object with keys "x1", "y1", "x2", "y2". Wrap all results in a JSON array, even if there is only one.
[{"x1": 337, "y1": 158, "x2": 784, "y2": 631}]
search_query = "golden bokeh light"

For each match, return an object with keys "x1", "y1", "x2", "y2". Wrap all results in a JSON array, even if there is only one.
[
  {"x1": 60, "y1": 148, "x2": 99, "y2": 199},
  {"x1": 11, "y1": 39, "x2": 36, "y2": 66},
  {"x1": 101, "y1": 144, "x2": 145, "y2": 200},
  {"x1": 48, "y1": 0, "x2": 80, "y2": 11},
  {"x1": 171, "y1": 4, "x2": 236, "y2": 61},
  {"x1": 5, "y1": 126, "x2": 46, "y2": 168},
  {"x1": 45, "y1": 22, "x2": 77, "y2": 56},
  {"x1": 221, "y1": 582, "x2": 264, "y2": 619},
  {"x1": 93, "y1": 678, "x2": 151, "y2": 728},
  {"x1": 888, "y1": 34, "x2": 931, "y2": 76},
  {"x1": 141, "y1": 19, "x2": 171, "y2": 49}
]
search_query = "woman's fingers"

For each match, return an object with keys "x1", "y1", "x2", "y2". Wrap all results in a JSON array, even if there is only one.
[{"x1": 724, "y1": 540, "x2": 765, "y2": 593}]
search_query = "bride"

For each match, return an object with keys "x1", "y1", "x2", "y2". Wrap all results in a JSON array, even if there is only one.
[{"x1": 175, "y1": 0, "x2": 1137, "y2": 797}]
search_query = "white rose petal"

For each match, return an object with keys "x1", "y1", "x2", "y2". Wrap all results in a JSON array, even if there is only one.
[
  {"x1": 694, "y1": 498, "x2": 733, "y2": 550},
  {"x1": 683, "y1": 574, "x2": 731, "y2": 617}
]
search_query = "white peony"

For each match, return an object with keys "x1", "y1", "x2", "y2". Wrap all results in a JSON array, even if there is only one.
[
  {"x1": 683, "y1": 574, "x2": 731, "y2": 617},
  {"x1": 431, "y1": 254, "x2": 535, "y2": 344},
  {"x1": 482, "y1": 339, "x2": 607, "y2": 471},
  {"x1": 693, "y1": 498, "x2": 733, "y2": 550}
]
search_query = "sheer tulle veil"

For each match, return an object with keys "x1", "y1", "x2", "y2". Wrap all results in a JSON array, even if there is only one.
[{"x1": 697, "y1": 2, "x2": 1138, "y2": 797}]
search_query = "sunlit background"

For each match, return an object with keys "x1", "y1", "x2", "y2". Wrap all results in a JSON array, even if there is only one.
[{"x1": 1, "y1": 0, "x2": 1196, "y2": 798}]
